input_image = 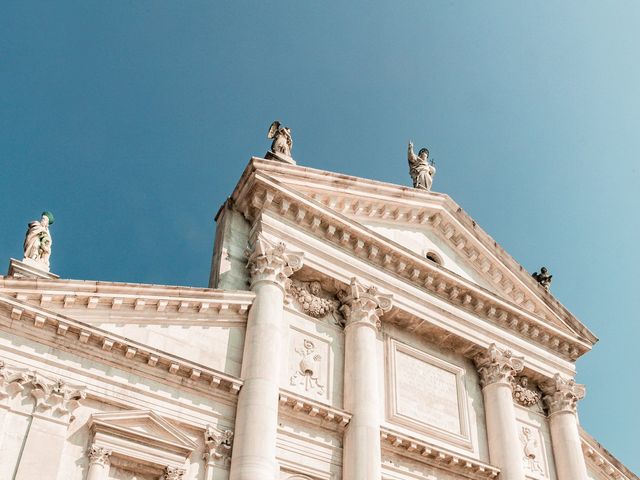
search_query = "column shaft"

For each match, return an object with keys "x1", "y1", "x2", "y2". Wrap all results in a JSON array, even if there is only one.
[{"x1": 549, "y1": 411, "x2": 588, "y2": 480}]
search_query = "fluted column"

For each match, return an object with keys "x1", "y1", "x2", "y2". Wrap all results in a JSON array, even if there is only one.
[
  {"x1": 340, "y1": 279, "x2": 392, "y2": 480},
  {"x1": 85, "y1": 445, "x2": 112, "y2": 480},
  {"x1": 229, "y1": 234, "x2": 303, "y2": 480},
  {"x1": 542, "y1": 374, "x2": 588, "y2": 480},
  {"x1": 474, "y1": 344, "x2": 526, "y2": 480}
]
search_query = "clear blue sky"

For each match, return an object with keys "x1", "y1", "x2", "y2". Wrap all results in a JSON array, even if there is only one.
[{"x1": 1, "y1": 1, "x2": 638, "y2": 472}]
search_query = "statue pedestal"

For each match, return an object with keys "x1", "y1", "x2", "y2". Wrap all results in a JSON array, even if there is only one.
[
  {"x1": 265, "y1": 151, "x2": 296, "y2": 165},
  {"x1": 7, "y1": 258, "x2": 59, "y2": 280}
]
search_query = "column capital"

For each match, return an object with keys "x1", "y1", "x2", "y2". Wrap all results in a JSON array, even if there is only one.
[
  {"x1": 337, "y1": 278, "x2": 393, "y2": 331},
  {"x1": 87, "y1": 445, "x2": 112, "y2": 467},
  {"x1": 474, "y1": 343, "x2": 524, "y2": 388},
  {"x1": 541, "y1": 373, "x2": 585, "y2": 415},
  {"x1": 203, "y1": 425, "x2": 233, "y2": 464},
  {"x1": 246, "y1": 233, "x2": 303, "y2": 290},
  {"x1": 163, "y1": 466, "x2": 186, "y2": 480}
]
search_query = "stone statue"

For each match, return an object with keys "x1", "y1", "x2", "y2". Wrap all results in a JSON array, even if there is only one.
[
  {"x1": 532, "y1": 267, "x2": 552, "y2": 291},
  {"x1": 267, "y1": 121, "x2": 293, "y2": 158},
  {"x1": 23, "y1": 211, "x2": 54, "y2": 270},
  {"x1": 408, "y1": 141, "x2": 436, "y2": 191}
]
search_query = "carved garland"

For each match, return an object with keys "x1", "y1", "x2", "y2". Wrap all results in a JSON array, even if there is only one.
[{"x1": 241, "y1": 184, "x2": 587, "y2": 360}]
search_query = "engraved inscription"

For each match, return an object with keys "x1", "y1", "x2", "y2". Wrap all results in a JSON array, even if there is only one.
[{"x1": 395, "y1": 350, "x2": 461, "y2": 435}]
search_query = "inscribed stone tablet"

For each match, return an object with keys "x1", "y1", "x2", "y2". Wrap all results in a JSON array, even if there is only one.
[{"x1": 395, "y1": 349, "x2": 461, "y2": 435}]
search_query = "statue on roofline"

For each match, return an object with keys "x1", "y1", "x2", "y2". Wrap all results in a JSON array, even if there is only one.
[
  {"x1": 267, "y1": 120, "x2": 293, "y2": 158},
  {"x1": 23, "y1": 211, "x2": 54, "y2": 271},
  {"x1": 532, "y1": 267, "x2": 552, "y2": 291},
  {"x1": 408, "y1": 141, "x2": 436, "y2": 191}
]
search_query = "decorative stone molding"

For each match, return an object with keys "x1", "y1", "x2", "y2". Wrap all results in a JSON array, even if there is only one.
[
  {"x1": 512, "y1": 375, "x2": 541, "y2": 408},
  {"x1": 237, "y1": 178, "x2": 591, "y2": 361},
  {"x1": 0, "y1": 359, "x2": 85, "y2": 421},
  {"x1": 0, "y1": 295, "x2": 243, "y2": 397},
  {"x1": 163, "y1": 466, "x2": 186, "y2": 480},
  {"x1": 286, "y1": 279, "x2": 340, "y2": 322},
  {"x1": 519, "y1": 426, "x2": 545, "y2": 476},
  {"x1": 246, "y1": 233, "x2": 303, "y2": 289},
  {"x1": 541, "y1": 373, "x2": 585, "y2": 415},
  {"x1": 289, "y1": 338, "x2": 325, "y2": 395},
  {"x1": 278, "y1": 390, "x2": 351, "y2": 429},
  {"x1": 203, "y1": 424, "x2": 233, "y2": 464},
  {"x1": 87, "y1": 444, "x2": 112, "y2": 467},
  {"x1": 380, "y1": 428, "x2": 500, "y2": 479},
  {"x1": 581, "y1": 434, "x2": 636, "y2": 480},
  {"x1": 474, "y1": 344, "x2": 524, "y2": 388},
  {"x1": 336, "y1": 278, "x2": 392, "y2": 330}
]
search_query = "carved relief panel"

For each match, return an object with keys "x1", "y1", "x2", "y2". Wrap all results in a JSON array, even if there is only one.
[
  {"x1": 516, "y1": 420, "x2": 550, "y2": 479},
  {"x1": 287, "y1": 327, "x2": 331, "y2": 401}
]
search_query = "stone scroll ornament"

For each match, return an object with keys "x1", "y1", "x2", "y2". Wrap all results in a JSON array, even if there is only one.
[
  {"x1": 474, "y1": 343, "x2": 525, "y2": 387},
  {"x1": 408, "y1": 141, "x2": 436, "y2": 191},
  {"x1": 23, "y1": 211, "x2": 55, "y2": 271},
  {"x1": 336, "y1": 278, "x2": 393, "y2": 330},
  {"x1": 541, "y1": 373, "x2": 585, "y2": 414},
  {"x1": 246, "y1": 234, "x2": 303, "y2": 289}
]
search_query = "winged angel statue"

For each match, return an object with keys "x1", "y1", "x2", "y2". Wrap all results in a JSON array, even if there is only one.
[{"x1": 267, "y1": 121, "x2": 293, "y2": 158}]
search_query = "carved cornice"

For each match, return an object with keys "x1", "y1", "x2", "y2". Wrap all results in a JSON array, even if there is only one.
[
  {"x1": 278, "y1": 390, "x2": 351, "y2": 429},
  {"x1": 234, "y1": 175, "x2": 591, "y2": 361},
  {"x1": 0, "y1": 359, "x2": 85, "y2": 422},
  {"x1": 474, "y1": 343, "x2": 524, "y2": 388},
  {"x1": 541, "y1": 373, "x2": 585, "y2": 415},
  {"x1": 87, "y1": 444, "x2": 112, "y2": 467},
  {"x1": 581, "y1": 432, "x2": 638, "y2": 480},
  {"x1": 203, "y1": 425, "x2": 233, "y2": 464},
  {"x1": 337, "y1": 278, "x2": 393, "y2": 331},
  {"x1": 246, "y1": 233, "x2": 303, "y2": 290},
  {"x1": 380, "y1": 428, "x2": 500, "y2": 479},
  {"x1": 0, "y1": 295, "x2": 243, "y2": 397}
]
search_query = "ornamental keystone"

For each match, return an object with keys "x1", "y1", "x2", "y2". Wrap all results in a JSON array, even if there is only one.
[
  {"x1": 337, "y1": 278, "x2": 393, "y2": 330},
  {"x1": 541, "y1": 373, "x2": 585, "y2": 414},
  {"x1": 246, "y1": 233, "x2": 303, "y2": 289},
  {"x1": 474, "y1": 343, "x2": 524, "y2": 388}
]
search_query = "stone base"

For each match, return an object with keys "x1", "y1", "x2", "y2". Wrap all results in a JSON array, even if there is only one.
[
  {"x1": 265, "y1": 151, "x2": 296, "y2": 165},
  {"x1": 7, "y1": 258, "x2": 59, "y2": 279}
]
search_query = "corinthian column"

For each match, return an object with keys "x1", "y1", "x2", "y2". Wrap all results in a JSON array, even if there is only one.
[
  {"x1": 542, "y1": 374, "x2": 588, "y2": 480},
  {"x1": 339, "y1": 278, "x2": 392, "y2": 480},
  {"x1": 229, "y1": 234, "x2": 303, "y2": 480},
  {"x1": 474, "y1": 344, "x2": 526, "y2": 480},
  {"x1": 85, "y1": 445, "x2": 112, "y2": 480}
]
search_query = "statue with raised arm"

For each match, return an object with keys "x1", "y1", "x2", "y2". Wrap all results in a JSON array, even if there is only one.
[
  {"x1": 408, "y1": 141, "x2": 436, "y2": 191},
  {"x1": 532, "y1": 266, "x2": 552, "y2": 291},
  {"x1": 23, "y1": 211, "x2": 54, "y2": 270},
  {"x1": 267, "y1": 121, "x2": 293, "y2": 158}
]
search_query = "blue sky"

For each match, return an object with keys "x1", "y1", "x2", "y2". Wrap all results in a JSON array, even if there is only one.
[{"x1": 1, "y1": 1, "x2": 639, "y2": 471}]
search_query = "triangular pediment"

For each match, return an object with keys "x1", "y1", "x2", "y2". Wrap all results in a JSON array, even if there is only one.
[
  {"x1": 89, "y1": 409, "x2": 197, "y2": 452},
  {"x1": 231, "y1": 158, "x2": 597, "y2": 348}
]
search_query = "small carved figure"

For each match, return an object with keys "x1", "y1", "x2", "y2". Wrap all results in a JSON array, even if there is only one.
[
  {"x1": 512, "y1": 376, "x2": 541, "y2": 407},
  {"x1": 23, "y1": 211, "x2": 54, "y2": 270},
  {"x1": 267, "y1": 121, "x2": 293, "y2": 158},
  {"x1": 287, "y1": 280, "x2": 339, "y2": 319},
  {"x1": 532, "y1": 267, "x2": 552, "y2": 291},
  {"x1": 290, "y1": 339, "x2": 324, "y2": 395},
  {"x1": 408, "y1": 141, "x2": 436, "y2": 191},
  {"x1": 521, "y1": 427, "x2": 544, "y2": 475}
]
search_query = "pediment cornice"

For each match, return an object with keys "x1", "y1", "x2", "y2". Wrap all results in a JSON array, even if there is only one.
[
  {"x1": 231, "y1": 162, "x2": 593, "y2": 361},
  {"x1": 237, "y1": 158, "x2": 595, "y2": 346},
  {"x1": 0, "y1": 293, "x2": 243, "y2": 396}
]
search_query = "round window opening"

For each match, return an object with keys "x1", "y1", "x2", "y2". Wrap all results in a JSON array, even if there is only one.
[{"x1": 426, "y1": 251, "x2": 443, "y2": 266}]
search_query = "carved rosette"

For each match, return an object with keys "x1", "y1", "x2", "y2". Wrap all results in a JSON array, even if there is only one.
[
  {"x1": 163, "y1": 466, "x2": 186, "y2": 480},
  {"x1": 203, "y1": 425, "x2": 233, "y2": 464},
  {"x1": 246, "y1": 233, "x2": 303, "y2": 290},
  {"x1": 541, "y1": 373, "x2": 585, "y2": 415},
  {"x1": 87, "y1": 445, "x2": 112, "y2": 467},
  {"x1": 337, "y1": 278, "x2": 393, "y2": 331},
  {"x1": 474, "y1": 344, "x2": 524, "y2": 388}
]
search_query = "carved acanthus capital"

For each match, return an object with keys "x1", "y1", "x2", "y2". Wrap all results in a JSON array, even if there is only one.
[
  {"x1": 31, "y1": 374, "x2": 86, "y2": 420},
  {"x1": 87, "y1": 445, "x2": 112, "y2": 467},
  {"x1": 203, "y1": 425, "x2": 233, "y2": 464},
  {"x1": 541, "y1": 373, "x2": 585, "y2": 415},
  {"x1": 0, "y1": 362, "x2": 34, "y2": 401},
  {"x1": 246, "y1": 234, "x2": 303, "y2": 290},
  {"x1": 337, "y1": 278, "x2": 393, "y2": 330},
  {"x1": 474, "y1": 344, "x2": 524, "y2": 388},
  {"x1": 163, "y1": 466, "x2": 186, "y2": 480}
]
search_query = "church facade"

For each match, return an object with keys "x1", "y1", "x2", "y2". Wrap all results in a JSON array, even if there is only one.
[{"x1": 0, "y1": 152, "x2": 636, "y2": 480}]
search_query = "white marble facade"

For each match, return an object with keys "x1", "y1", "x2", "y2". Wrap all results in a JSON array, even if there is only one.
[{"x1": 1, "y1": 157, "x2": 636, "y2": 480}]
